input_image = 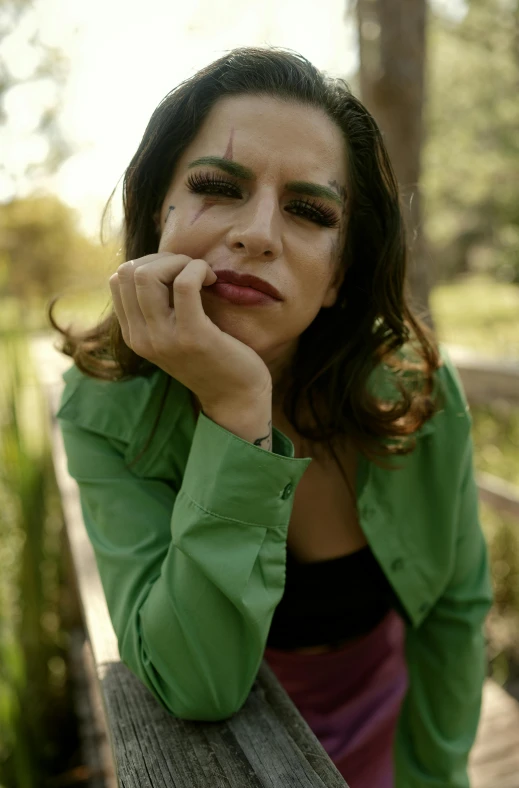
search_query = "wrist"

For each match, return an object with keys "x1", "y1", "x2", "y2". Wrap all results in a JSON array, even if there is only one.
[
  {"x1": 200, "y1": 392, "x2": 273, "y2": 451},
  {"x1": 199, "y1": 383, "x2": 272, "y2": 418}
]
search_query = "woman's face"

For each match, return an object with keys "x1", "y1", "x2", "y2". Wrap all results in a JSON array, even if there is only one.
[{"x1": 155, "y1": 94, "x2": 348, "y2": 387}]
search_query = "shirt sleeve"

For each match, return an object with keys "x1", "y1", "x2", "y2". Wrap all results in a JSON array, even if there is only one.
[
  {"x1": 58, "y1": 409, "x2": 312, "y2": 721},
  {"x1": 394, "y1": 418, "x2": 493, "y2": 787}
]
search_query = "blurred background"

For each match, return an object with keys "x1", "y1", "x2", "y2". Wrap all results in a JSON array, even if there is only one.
[{"x1": 1, "y1": 0, "x2": 518, "y2": 785}]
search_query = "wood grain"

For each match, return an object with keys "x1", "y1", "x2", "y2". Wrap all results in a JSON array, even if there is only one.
[
  {"x1": 31, "y1": 334, "x2": 519, "y2": 788},
  {"x1": 31, "y1": 334, "x2": 348, "y2": 787}
]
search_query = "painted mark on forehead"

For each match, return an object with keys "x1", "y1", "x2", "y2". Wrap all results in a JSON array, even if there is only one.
[
  {"x1": 223, "y1": 128, "x2": 234, "y2": 160},
  {"x1": 190, "y1": 132, "x2": 233, "y2": 225}
]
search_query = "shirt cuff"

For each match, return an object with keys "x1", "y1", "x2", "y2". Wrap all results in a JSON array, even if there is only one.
[{"x1": 180, "y1": 410, "x2": 312, "y2": 528}]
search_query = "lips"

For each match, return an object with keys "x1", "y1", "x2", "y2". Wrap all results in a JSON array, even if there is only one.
[{"x1": 213, "y1": 269, "x2": 282, "y2": 300}]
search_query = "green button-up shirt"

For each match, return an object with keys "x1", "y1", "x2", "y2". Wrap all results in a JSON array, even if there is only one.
[{"x1": 56, "y1": 344, "x2": 493, "y2": 787}]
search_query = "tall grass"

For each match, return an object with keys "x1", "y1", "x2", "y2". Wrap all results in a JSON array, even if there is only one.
[
  {"x1": 0, "y1": 331, "x2": 80, "y2": 787},
  {"x1": 0, "y1": 272, "x2": 517, "y2": 781}
]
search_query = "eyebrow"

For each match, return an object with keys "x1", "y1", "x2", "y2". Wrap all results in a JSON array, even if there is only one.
[
  {"x1": 286, "y1": 181, "x2": 344, "y2": 207},
  {"x1": 187, "y1": 156, "x2": 255, "y2": 181},
  {"x1": 186, "y1": 156, "x2": 345, "y2": 207}
]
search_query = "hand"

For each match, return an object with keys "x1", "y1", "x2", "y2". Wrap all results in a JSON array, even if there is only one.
[{"x1": 109, "y1": 253, "x2": 273, "y2": 410}]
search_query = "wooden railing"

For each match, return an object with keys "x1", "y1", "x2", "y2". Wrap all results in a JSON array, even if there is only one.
[
  {"x1": 31, "y1": 335, "x2": 349, "y2": 787},
  {"x1": 446, "y1": 344, "x2": 519, "y2": 406},
  {"x1": 31, "y1": 335, "x2": 519, "y2": 787}
]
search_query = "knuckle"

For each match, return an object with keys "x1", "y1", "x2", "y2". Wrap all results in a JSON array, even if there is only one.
[
  {"x1": 173, "y1": 275, "x2": 191, "y2": 294},
  {"x1": 133, "y1": 266, "x2": 150, "y2": 286},
  {"x1": 117, "y1": 261, "x2": 135, "y2": 277}
]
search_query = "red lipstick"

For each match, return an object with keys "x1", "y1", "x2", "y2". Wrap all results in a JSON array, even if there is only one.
[{"x1": 212, "y1": 269, "x2": 282, "y2": 300}]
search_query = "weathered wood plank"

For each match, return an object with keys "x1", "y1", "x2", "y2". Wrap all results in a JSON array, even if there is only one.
[
  {"x1": 444, "y1": 344, "x2": 519, "y2": 406},
  {"x1": 68, "y1": 628, "x2": 117, "y2": 788},
  {"x1": 469, "y1": 678, "x2": 519, "y2": 788},
  {"x1": 31, "y1": 334, "x2": 519, "y2": 788},
  {"x1": 477, "y1": 472, "x2": 519, "y2": 520},
  {"x1": 31, "y1": 334, "x2": 349, "y2": 786}
]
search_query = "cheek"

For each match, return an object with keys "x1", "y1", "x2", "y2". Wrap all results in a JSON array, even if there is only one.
[
  {"x1": 158, "y1": 204, "x2": 219, "y2": 257},
  {"x1": 300, "y1": 249, "x2": 336, "y2": 293},
  {"x1": 190, "y1": 203, "x2": 214, "y2": 225}
]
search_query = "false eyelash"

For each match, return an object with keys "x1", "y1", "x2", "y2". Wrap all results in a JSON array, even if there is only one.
[
  {"x1": 186, "y1": 171, "x2": 241, "y2": 195},
  {"x1": 290, "y1": 198, "x2": 340, "y2": 228},
  {"x1": 186, "y1": 170, "x2": 340, "y2": 228}
]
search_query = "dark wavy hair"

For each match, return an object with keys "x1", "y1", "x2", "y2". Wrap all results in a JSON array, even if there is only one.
[{"x1": 49, "y1": 46, "x2": 443, "y2": 473}]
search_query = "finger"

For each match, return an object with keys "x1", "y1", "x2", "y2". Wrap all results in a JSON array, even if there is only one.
[
  {"x1": 116, "y1": 253, "x2": 173, "y2": 340},
  {"x1": 109, "y1": 272, "x2": 130, "y2": 342},
  {"x1": 134, "y1": 254, "x2": 192, "y2": 325},
  {"x1": 115, "y1": 259, "x2": 148, "y2": 343},
  {"x1": 172, "y1": 259, "x2": 216, "y2": 338}
]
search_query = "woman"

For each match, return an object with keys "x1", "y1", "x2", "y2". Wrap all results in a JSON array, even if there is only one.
[{"x1": 50, "y1": 47, "x2": 493, "y2": 787}]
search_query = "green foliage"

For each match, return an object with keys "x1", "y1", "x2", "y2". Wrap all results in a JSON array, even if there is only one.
[
  {"x1": 0, "y1": 194, "x2": 119, "y2": 306},
  {"x1": 424, "y1": 0, "x2": 519, "y2": 283},
  {"x1": 471, "y1": 400, "x2": 519, "y2": 644},
  {"x1": 0, "y1": 332, "x2": 80, "y2": 787},
  {"x1": 0, "y1": 0, "x2": 71, "y2": 178},
  {"x1": 431, "y1": 273, "x2": 519, "y2": 357},
  {"x1": 472, "y1": 402, "x2": 519, "y2": 487},
  {"x1": 432, "y1": 271, "x2": 519, "y2": 684}
]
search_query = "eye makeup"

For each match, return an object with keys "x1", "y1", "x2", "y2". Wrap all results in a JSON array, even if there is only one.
[
  {"x1": 186, "y1": 170, "x2": 341, "y2": 228},
  {"x1": 187, "y1": 170, "x2": 241, "y2": 198}
]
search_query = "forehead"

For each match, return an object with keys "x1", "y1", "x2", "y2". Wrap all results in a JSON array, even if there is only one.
[{"x1": 178, "y1": 94, "x2": 347, "y2": 183}]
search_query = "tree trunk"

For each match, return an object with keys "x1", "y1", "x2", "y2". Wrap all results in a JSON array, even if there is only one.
[{"x1": 355, "y1": 0, "x2": 435, "y2": 331}]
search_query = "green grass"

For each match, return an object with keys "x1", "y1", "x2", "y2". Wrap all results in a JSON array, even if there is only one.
[
  {"x1": 431, "y1": 274, "x2": 519, "y2": 683},
  {"x1": 0, "y1": 333, "x2": 80, "y2": 787},
  {"x1": 431, "y1": 273, "x2": 519, "y2": 487},
  {"x1": 471, "y1": 403, "x2": 519, "y2": 487}
]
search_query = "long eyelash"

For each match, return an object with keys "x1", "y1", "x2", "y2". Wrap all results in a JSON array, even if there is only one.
[
  {"x1": 186, "y1": 171, "x2": 241, "y2": 194},
  {"x1": 186, "y1": 173, "x2": 339, "y2": 228},
  {"x1": 290, "y1": 198, "x2": 340, "y2": 228}
]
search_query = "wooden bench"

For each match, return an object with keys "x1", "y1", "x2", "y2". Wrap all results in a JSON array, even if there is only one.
[{"x1": 31, "y1": 334, "x2": 519, "y2": 787}]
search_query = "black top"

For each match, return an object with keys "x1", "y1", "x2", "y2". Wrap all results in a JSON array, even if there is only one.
[{"x1": 266, "y1": 544, "x2": 398, "y2": 650}]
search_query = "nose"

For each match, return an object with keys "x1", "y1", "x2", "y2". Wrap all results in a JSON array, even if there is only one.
[{"x1": 226, "y1": 189, "x2": 282, "y2": 260}]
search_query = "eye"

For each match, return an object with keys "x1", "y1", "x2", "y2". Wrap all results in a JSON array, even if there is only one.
[
  {"x1": 187, "y1": 171, "x2": 242, "y2": 198},
  {"x1": 286, "y1": 199, "x2": 340, "y2": 228}
]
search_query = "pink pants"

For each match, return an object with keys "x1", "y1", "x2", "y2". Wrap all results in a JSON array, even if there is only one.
[{"x1": 263, "y1": 608, "x2": 408, "y2": 787}]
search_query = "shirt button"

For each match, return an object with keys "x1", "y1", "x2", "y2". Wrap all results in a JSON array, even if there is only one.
[
  {"x1": 281, "y1": 482, "x2": 293, "y2": 500},
  {"x1": 391, "y1": 557, "x2": 404, "y2": 571}
]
